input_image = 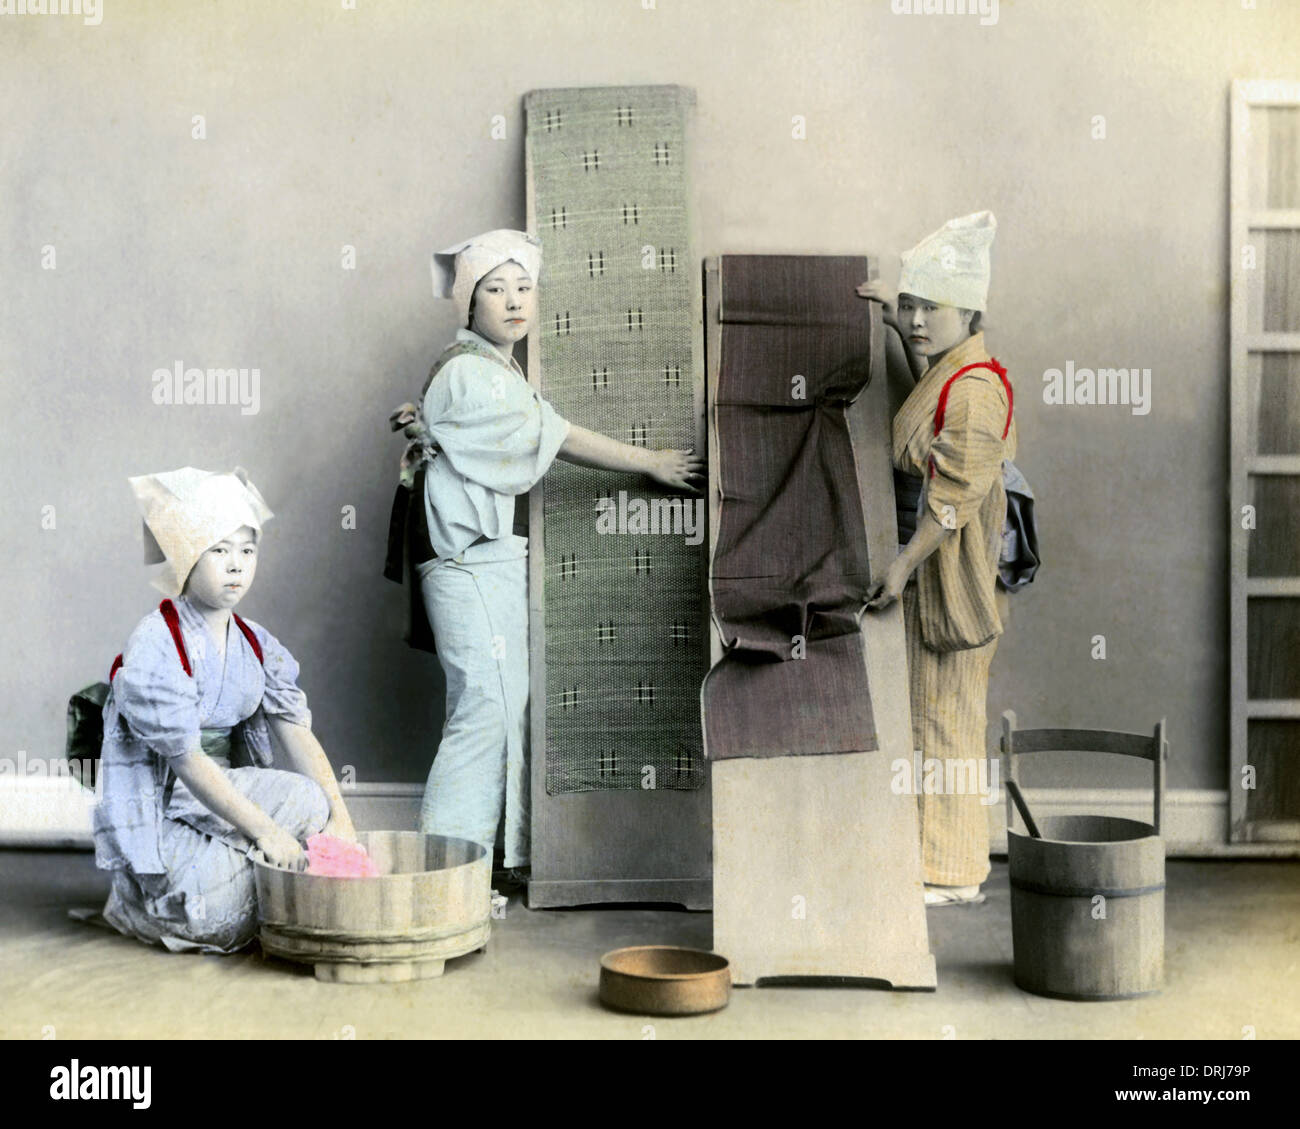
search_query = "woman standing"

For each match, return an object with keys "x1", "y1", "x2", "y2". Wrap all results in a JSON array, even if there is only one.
[
  {"x1": 862, "y1": 211, "x2": 1015, "y2": 907},
  {"x1": 95, "y1": 467, "x2": 358, "y2": 952},
  {"x1": 388, "y1": 230, "x2": 701, "y2": 878}
]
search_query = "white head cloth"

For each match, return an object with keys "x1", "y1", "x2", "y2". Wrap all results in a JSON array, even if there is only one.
[
  {"x1": 431, "y1": 229, "x2": 542, "y2": 326},
  {"x1": 898, "y1": 210, "x2": 997, "y2": 312},
  {"x1": 128, "y1": 467, "x2": 273, "y2": 596}
]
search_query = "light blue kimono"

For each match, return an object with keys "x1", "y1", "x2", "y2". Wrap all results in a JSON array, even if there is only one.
[
  {"x1": 417, "y1": 329, "x2": 570, "y2": 867},
  {"x1": 93, "y1": 596, "x2": 330, "y2": 953}
]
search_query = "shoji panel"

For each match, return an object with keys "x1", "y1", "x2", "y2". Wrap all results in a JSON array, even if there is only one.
[{"x1": 1230, "y1": 80, "x2": 1300, "y2": 843}]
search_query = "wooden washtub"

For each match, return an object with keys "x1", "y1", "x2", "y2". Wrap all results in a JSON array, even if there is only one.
[{"x1": 254, "y1": 831, "x2": 491, "y2": 983}]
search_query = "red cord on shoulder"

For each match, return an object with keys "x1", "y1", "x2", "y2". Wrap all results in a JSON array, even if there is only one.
[
  {"x1": 113, "y1": 602, "x2": 262, "y2": 682},
  {"x1": 233, "y1": 613, "x2": 264, "y2": 665},
  {"x1": 929, "y1": 358, "x2": 1014, "y2": 481},
  {"x1": 933, "y1": 359, "x2": 1013, "y2": 438},
  {"x1": 158, "y1": 599, "x2": 194, "y2": 677}
]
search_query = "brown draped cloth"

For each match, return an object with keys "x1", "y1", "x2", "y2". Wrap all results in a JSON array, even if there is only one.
[{"x1": 703, "y1": 255, "x2": 886, "y2": 760}]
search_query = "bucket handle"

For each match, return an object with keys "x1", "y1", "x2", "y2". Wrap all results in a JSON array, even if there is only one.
[{"x1": 1000, "y1": 711, "x2": 1168, "y2": 838}]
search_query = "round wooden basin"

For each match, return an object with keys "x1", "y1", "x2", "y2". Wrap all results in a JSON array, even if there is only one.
[{"x1": 254, "y1": 831, "x2": 491, "y2": 983}]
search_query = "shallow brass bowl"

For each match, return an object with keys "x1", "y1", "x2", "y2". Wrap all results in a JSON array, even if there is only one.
[{"x1": 599, "y1": 945, "x2": 731, "y2": 1016}]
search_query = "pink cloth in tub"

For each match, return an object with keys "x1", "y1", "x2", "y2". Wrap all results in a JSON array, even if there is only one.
[{"x1": 305, "y1": 834, "x2": 380, "y2": 877}]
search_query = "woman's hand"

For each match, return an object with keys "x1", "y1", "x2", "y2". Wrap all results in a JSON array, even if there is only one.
[
  {"x1": 864, "y1": 556, "x2": 911, "y2": 612},
  {"x1": 856, "y1": 280, "x2": 898, "y2": 325},
  {"x1": 647, "y1": 448, "x2": 706, "y2": 493},
  {"x1": 557, "y1": 426, "x2": 705, "y2": 489},
  {"x1": 256, "y1": 826, "x2": 306, "y2": 871},
  {"x1": 389, "y1": 402, "x2": 418, "y2": 433}
]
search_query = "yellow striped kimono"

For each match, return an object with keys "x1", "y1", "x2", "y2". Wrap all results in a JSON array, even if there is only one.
[{"x1": 892, "y1": 331, "x2": 1017, "y2": 886}]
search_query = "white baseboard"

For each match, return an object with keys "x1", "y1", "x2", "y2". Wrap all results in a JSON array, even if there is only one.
[
  {"x1": 2, "y1": 778, "x2": 1297, "y2": 857},
  {"x1": 0, "y1": 775, "x2": 100, "y2": 848},
  {"x1": 340, "y1": 783, "x2": 424, "y2": 834}
]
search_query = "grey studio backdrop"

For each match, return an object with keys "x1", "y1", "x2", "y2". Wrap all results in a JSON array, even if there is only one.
[{"x1": 3, "y1": 2, "x2": 1297, "y2": 822}]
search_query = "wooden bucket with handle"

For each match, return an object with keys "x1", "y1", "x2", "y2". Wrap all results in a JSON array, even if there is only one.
[{"x1": 1002, "y1": 711, "x2": 1168, "y2": 1001}]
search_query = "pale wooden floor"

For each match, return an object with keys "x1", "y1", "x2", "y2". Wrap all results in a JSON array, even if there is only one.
[{"x1": 1, "y1": 851, "x2": 1295, "y2": 1039}]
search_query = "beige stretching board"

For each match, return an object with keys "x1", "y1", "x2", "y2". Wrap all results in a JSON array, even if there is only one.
[{"x1": 705, "y1": 256, "x2": 936, "y2": 988}]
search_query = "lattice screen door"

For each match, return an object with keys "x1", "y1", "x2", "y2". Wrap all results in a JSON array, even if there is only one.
[{"x1": 1229, "y1": 79, "x2": 1300, "y2": 843}]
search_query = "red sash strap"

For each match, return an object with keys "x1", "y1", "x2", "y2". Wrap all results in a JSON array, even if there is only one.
[
  {"x1": 108, "y1": 601, "x2": 263, "y2": 681},
  {"x1": 233, "y1": 613, "x2": 263, "y2": 664},
  {"x1": 158, "y1": 598, "x2": 193, "y2": 676},
  {"x1": 928, "y1": 357, "x2": 1014, "y2": 479}
]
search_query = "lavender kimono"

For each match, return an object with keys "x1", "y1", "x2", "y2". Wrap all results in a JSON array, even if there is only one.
[{"x1": 93, "y1": 596, "x2": 329, "y2": 953}]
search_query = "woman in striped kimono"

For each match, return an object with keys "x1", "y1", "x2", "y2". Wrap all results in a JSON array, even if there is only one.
[
  {"x1": 862, "y1": 211, "x2": 1016, "y2": 906},
  {"x1": 389, "y1": 230, "x2": 702, "y2": 881},
  {"x1": 94, "y1": 467, "x2": 357, "y2": 952}
]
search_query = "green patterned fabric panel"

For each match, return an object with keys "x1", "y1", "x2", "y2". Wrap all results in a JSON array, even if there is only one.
[{"x1": 525, "y1": 85, "x2": 706, "y2": 794}]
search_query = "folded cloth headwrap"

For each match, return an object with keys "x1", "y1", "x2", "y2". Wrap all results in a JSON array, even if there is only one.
[
  {"x1": 128, "y1": 467, "x2": 273, "y2": 596},
  {"x1": 898, "y1": 210, "x2": 997, "y2": 312},
  {"x1": 431, "y1": 229, "x2": 542, "y2": 326}
]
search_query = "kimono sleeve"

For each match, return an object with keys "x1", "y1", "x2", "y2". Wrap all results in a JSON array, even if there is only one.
[
  {"x1": 424, "y1": 355, "x2": 571, "y2": 495},
  {"x1": 112, "y1": 615, "x2": 201, "y2": 761},
  {"x1": 925, "y1": 375, "x2": 1008, "y2": 531},
  {"x1": 245, "y1": 621, "x2": 314, "y2": 729},
  {"x1": 535, "y1": 392, "x2": 571, "y2": 472}
]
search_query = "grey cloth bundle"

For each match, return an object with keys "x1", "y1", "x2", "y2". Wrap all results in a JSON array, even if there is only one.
[
  {"x1": 893, "y1": 461, "x2": 1040, "y2": 591},
  {"x1": 998, "y1": 459, "x2": 1040, "y2": 592}
]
